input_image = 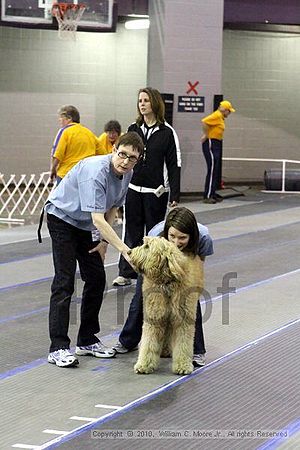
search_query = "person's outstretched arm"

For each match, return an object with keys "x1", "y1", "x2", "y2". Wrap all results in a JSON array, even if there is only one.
[{"x1": 91, "y1": 210, "x2": 132, "y2": 265}]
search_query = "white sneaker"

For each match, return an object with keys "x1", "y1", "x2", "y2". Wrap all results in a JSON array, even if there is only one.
[
  {"x1": 112, "y1": 341, "x2": 129, "y2": 353},
  {"x1": 193, "y1": 353, "x2": 206, "y2": 367},
  {"x1": 76, "y1": 341, "x2": 116, "y2": 358},
  {"x1": 112, "y1": 341, "x2": 138, "y2": 354},
  {"x1": 48, "y1": 349, "x2": 79, "y2": 367},
  {"x1": 112, "y1": 276, "x2": 132, "y2": 286}
]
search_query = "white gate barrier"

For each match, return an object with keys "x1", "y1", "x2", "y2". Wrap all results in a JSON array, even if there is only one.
[
  {"x1": 223, "y1": 157, "x2": 300, "y2": 193},
  {"x1": 0, "y1": 172, "x2": 52, "y2": 223}
]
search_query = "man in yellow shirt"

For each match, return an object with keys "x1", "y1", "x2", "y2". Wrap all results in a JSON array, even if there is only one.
[
  {"x1": 50, "y1": 105, "x2": 102, "y2": 184},
  {"x1": 201, "y1": 100, "x2": 235, "y2": 204},
  {"x1": 98, "y1": 120, "x2": 122, "y2": 155}
]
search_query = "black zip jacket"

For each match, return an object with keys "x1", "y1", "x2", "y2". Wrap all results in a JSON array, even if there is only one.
[{"x1": 128, "y1": 122, "x2": 181, "y2": 203}]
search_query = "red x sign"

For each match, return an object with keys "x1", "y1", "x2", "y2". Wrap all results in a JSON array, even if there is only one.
[{"x1": 186, "y1": 81, "x2": 199, "y2": 95}]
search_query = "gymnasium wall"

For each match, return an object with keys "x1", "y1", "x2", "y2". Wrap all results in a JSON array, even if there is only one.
[
  {"x1": 222, "y1": 29, "x2": 300, "y2": 183},
  {"x1": 0, "y1": 23, "x2": 300, "y2": 188},
  {"x1": 0, "y1": 24, "x2": 147, "y2": 176}
]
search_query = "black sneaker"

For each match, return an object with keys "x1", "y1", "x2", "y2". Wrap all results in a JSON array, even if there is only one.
[
  {"x1": 213, "y1": 196, "x2": 223, "y2": 202},
  {"x1": 203, "y1": 198, "x2": 217, "y2": 204}
]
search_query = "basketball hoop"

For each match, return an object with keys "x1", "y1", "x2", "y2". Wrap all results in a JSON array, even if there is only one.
[{"x1": 52, "y1": 2, "x2": 86, "y2": 40}]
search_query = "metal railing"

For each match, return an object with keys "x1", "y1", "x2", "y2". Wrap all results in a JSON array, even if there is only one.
[
  {"x1": 223, "y1": 157, "x2": 300, "y2": 193},
  {"x1": 1, "y1": 158, "x2": 299, "y2": 224},
  {"x1": 0, "y1": 172, "x2": 52, "y2": 223}
]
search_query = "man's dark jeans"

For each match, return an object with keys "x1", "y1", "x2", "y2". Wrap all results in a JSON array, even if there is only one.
[{"x1": 47, "y1": 213, "x2": 106, "y2": 352}]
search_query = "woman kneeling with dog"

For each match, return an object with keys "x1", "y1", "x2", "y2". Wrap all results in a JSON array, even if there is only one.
[{"x1": 111, "y1": 206, "x2": 213, "y2": 367}]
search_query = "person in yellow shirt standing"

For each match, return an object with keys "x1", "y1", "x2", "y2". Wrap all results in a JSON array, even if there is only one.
[
  {"x1": 98, "y1": 120, "x2": 122, "y2": 155},
  {"x1": 201, "y1": 100, "x2": 235, "y2": 204},
  {"x1": 50, "y1": 105, "x2": 102, "y2": 184}
]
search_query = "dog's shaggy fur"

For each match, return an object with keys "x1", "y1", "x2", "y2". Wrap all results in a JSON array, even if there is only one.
[{"x1": 130, "y1": 236, "x2": 203, "y2": 375}]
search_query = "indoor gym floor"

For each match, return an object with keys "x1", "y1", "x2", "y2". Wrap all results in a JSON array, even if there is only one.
[{"x1": 1, "y1": 187, "x2": 300, "y2": 450}]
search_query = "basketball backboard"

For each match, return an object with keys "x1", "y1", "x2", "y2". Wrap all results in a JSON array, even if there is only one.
[{"x1": 0, "y1": 0, "x2": 117, "y2": 31}]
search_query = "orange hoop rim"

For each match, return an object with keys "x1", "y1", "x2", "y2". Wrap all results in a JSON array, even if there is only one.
[{"x1": 52, "y1": 3, "x2": 86, "y2": 17}]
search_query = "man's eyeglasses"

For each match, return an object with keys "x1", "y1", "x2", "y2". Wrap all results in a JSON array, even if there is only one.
[{"x1": 117, "y1": 151, "x2": 139, "y2": 164}]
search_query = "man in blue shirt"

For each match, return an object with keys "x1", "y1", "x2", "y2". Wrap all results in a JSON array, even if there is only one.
[{"x1": 45, "y1": 132, "x2": 144, "y2": 367}]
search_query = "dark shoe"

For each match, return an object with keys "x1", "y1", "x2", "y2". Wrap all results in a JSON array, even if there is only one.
[
  {"x1": 203, "y1": 198, "x2": 217, "y2": 204},
  {"x1": 213, "y1": 196, "x2": 223, "y2": 202}
]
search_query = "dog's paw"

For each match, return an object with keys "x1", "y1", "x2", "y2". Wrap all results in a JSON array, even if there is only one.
[
  {"x1": 134, "y1": 363, "x2": 155, "y2": 374},
  {"x1": 172, "y1": 363, "x2": 194, "y2": 375}
]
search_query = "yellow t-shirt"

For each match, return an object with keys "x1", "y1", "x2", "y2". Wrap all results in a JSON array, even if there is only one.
[
  {"x1": 202, "y1": 110, "x2": 225, "y2": 140},
  {"x1": 97, "y1": 132, "x2": 114, "y2": 155},
  {"x1": 53, "y1": 123, "x2": 102, "y2": 178}
]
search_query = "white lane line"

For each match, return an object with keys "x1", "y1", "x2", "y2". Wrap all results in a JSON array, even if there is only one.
[
  {"x1": 42, "y1": 429, "x2": 68, "y2": 436},
  {"x1": 12, "y1": 445, "x2": 39, "y2": 449},
  {"x1": 39, "y1": 408, "x2": 132, "y2": 449},
  {"x1": 95, "y1": 404, "x2": 122, "y2": 410},
  {"x1": 69, "y1": 416, "x2": 97, "y2": 422}
]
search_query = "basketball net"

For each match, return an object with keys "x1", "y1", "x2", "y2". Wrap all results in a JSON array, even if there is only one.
[{"x1": 52, "y1": 3, "x2": 86, "y2": 40}]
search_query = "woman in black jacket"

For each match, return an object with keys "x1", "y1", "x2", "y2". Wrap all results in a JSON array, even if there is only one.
[{"x1": 113, "y1": 87, "x2": 181, "y2": 286}]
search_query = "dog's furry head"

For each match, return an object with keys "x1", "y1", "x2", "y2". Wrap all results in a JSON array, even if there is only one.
[{"x1": 129, "y1": 237, "x2": 187, "y2": 283}]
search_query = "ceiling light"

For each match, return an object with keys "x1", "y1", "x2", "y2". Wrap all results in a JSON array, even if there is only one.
[{"x1": 125, "y1": 19, "x2": 150, "y2": 30}]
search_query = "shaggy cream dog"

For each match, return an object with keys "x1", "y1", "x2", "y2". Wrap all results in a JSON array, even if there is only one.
[{"x1": 129, "y1": 236, "x2": 203, "y2": 375}]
